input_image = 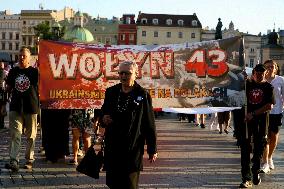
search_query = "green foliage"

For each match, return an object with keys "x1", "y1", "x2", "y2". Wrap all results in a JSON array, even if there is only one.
[
  {"x1": 34, "y1": 21, "x2": 65, "y2": 40},
  {"x1": 34, "y1": 21, "x2": 52, "y2": 40}
]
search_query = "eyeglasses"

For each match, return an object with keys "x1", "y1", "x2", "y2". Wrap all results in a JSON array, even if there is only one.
[{"x1": 118, "y1": 71, "x2": 133, "y2": 76}]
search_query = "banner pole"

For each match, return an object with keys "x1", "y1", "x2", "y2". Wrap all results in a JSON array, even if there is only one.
[{"x1": 239, "y1": 36, "x2": 248, "y2": 139}]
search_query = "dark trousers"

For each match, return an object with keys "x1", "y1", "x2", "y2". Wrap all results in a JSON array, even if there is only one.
[
  {"x1": 240, "y1": 114, "x2": 268, "y2": 181},
  {"x1": 0, "y1": 115, "x2": 4, "y2": 129},
  {"x1": 106, "y1": 170, "x2": 140, "y2": 189},
  {"x1": 41, "y1": 109, "x2": 70, "y2": 162}
]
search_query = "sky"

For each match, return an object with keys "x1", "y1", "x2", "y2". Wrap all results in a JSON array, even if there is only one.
[{"x1": 1, "y1": 0, "x2": 283, "y2": 35}]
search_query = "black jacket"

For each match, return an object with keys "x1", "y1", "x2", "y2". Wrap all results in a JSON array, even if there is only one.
[{"x1": 102, "y1": 82, "x2": 157, "y2": 172}]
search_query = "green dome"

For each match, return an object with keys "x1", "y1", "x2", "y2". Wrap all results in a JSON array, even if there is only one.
[{"x1": 63, "y1": 26, "x2": 94, "y2": 42}]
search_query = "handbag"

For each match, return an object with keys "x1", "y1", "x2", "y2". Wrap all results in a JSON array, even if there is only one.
[{"x1": 76, "y1": 140, "x2": 104, "y2": 179}]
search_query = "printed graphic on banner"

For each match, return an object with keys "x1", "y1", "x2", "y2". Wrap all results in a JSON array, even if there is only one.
[{"x1": 39, "y1": 36, "x2": 245, "y2": 109}]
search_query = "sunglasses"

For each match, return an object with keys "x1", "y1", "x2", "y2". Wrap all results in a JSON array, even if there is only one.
[{"x1": 118, "y1": 71, "x2": 133, "y2": 75}]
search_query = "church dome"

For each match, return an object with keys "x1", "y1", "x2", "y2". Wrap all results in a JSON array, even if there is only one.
[{"x1": 63, "y1": 25, "x2": 94, "y2": 42}]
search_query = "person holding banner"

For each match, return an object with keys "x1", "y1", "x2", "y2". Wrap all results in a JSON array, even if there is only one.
[
  {"x1": 260, "y1": 60, "x2": 284, "y2": 173},
  {"x1": 239, "y1": 64, "x2": 274, "y2": 188},
  {"x1": 102, "y1": 61, "x2": 157, "y2": 189},
  {"x1": 5, "y1": 48, "x2": 39, "y2": 171}
]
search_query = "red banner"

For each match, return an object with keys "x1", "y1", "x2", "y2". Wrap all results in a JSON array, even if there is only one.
[{"x1": 39, "y1": 37, "x2": 244, "y2": 109}]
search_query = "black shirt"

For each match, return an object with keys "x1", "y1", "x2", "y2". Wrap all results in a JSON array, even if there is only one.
[
  {"x1": 246, "y1": 79, "x2": 274, "y2": 113},
  {"x1": 6, "y1": 66, "x2": 39, "y2": 114}
]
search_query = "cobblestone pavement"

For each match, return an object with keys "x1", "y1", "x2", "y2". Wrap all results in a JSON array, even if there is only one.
[{"x1": 0, "y1": 114, "x2": 284, "y2": 189}]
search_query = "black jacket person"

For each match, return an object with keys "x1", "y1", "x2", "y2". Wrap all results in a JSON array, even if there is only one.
[{"x1": 102, "y1": 61, "x2": 157, "y2": 189}]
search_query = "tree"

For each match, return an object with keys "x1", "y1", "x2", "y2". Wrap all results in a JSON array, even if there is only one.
[{"x1": 34, "y1": 21, "x2": 52, "y2": 40}]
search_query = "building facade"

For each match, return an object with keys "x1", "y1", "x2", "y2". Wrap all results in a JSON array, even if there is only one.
[
  {"x1": 118, "y1": 14, "x2": 136, "y2": 45},
  {"x1": 201, "y1": 21, "x2": 261, "y2": 69},
  {"x1": 136, "y1": 13, "x2": 202, "y2": 45},
  {"x1": 21, "y1": 10, "x2": 55, "y2": 54},
  {"x1": 262, "y1": 29, "x2": 284, "y2": 74},
  {"x1": 87, "y1": 16, "x2": 120, "y2": 45},
  {"x1": 0, "y1": 10, "x2": 21, "y2": 62}
]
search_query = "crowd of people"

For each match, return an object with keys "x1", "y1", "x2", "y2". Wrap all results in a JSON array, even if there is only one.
[{"x1": 0, "y1": 47, "x2": 283, "y2": 189}]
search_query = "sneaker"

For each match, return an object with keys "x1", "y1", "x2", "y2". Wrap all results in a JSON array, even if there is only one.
[
  {"x1": 5, "y1": 161, "x2": 19, "y2": 172},
  {"x1": 239, "y1": 180, "x2": 252, "y2": 188},
  {"x1": 68, "y1": 160, "x2": 78, "y2": 165},
  {"x1": 200, "y1": 123, "x2": 206, "y2": 128},
  {"x1": 268, "y1": 159, "x2": 275, "y2": 170},
  {"x1": 24, "y1": 162, "x2": 33, "y2": 169},
  {"x1": 260, "y1": 163, "x2": 270, "y2": 173},
  {"x1": 253, "y1": 174, "x2": 261, "y2": 185},
  {"x1": 224, "y1": 129, "x2": 229, "y2": 134}
]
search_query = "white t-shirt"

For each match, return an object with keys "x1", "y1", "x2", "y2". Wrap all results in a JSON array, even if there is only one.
[{"x1": 270, "y1": 75, "x2": 284, "y2": 114}]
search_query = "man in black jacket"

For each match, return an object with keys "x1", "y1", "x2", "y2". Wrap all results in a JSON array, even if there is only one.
[{"x1": 102, "y1": 61, "x2": 157, "y2": 189}]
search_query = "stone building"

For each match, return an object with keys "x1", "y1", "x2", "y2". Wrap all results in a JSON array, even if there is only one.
[
  {"x1": 262, "y1": 29, "x2": 284, "y2": 74},
  {"x1": 201, "y1": 20, "x2": 261, "y2": 69},
  {"x1": 87, "y1": 16, "x2": 120, "y2": 45},
  {"x1": 21, "y1": 10, "x2": 55, "y2": 53},
  {"x1": 118, "y1": 14, "x2": 136, "y2": 45},
  {"x1": 136, "y1": 12, "x2": 202, "y2": 45},
  {"x1": 0, "y1": 10, "x2": 21, "y2": 62}
]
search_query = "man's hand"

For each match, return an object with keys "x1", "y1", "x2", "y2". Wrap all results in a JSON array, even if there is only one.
[
  {"x1": 244, "y1": 112, "x2": 253, "y2": 122},
  {"x1": 148, "y1": 153, "x2": 158, "y2": 163},
  {"x1": 102, "y1": 115, "x2": 113, "y2": 126}
]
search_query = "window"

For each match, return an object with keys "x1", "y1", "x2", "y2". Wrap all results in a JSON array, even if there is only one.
[
  {"x1": 178, "y1": 32, "x2": 183, "y2": 38},
  {"x1": 1, "y1": 43, "x2": 5, "y2": 50},
  {"x1": 167, "y1": 32, "x2": 171, "y2": 38},
  {"x1": 152, "y1": 19, "x2": 158, "y2": 25},
  {"x1": 9, "y1": 43, "x2": 12, "y2": 50},
  {"x1": 129, "y1": 34, "x2": 134, "y2": 41},
  {"x1": 249, "y1": 59, "x2": 254, "y2": 67},
  {"x1": 178, "y1": 20, "x2": 184, "y2": 26},
  {"x1": 9, "y1": 32, "x2": 12, "y2": 40},
  {"x1": 166, "y1": 19, "x2": 172, "y2": 25},
  {"x1": 141, "y1": 18, "x2": 147, "y2": 24},
  {"x1": 192, "y1": 20, "x2": 198, "y2": 26},
  {"x1": 154, "y1": 31, "x2": 158, "y2": 37},
  {"x1": 2, "y1": 32, "x2": 5, "y2": 39},
  {"x1": 250, "y1": 48, "x2": 255, "y2": 53},
  {"x1": 96, "y1": 37, "x2": 102, "y2": 43},
  {"x1": 22, "y1": 36, "x2": 26, "y2": 45},
  {"x1": 191, "y1": 33, "x2": 195, "y2": 38},
  {"x1": 142, "y1": 31, "x2": 146, "y2": 37},
  {"x1": 126, "y1": 17, "x2": 131, "y2": 24},
  {"x1": 15, "y1": 43, "x2": 19, "y2": 50},
  {"x1": 120, "y1": 34, "x2": 125, "y2": 41},
  {"x1": 28, "y1": 36, "x2": 32, "y2": 46},
  {"x1": 23, "y1": 20, "x2": 26, "y2": 25},
  {"x1": 16, "y1": 33, "x2": 19, "y2": 40},
  {"x1": 105, "y1": 37, "x2": 111, "y2": 44},
  {"x1": 28, "y1": 27, "x2": 32, "y2": 33}
]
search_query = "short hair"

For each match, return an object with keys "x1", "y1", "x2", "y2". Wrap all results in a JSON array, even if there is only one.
[
  {"x1": 253, "y1": 64, "x2": 266, "y2": 73},
  {"x1": 119, "y1": 61, "x2": 138, "y2": 72},
  {"x1": 20, "y1": 47, "x2": 31, "y2": 54}
]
